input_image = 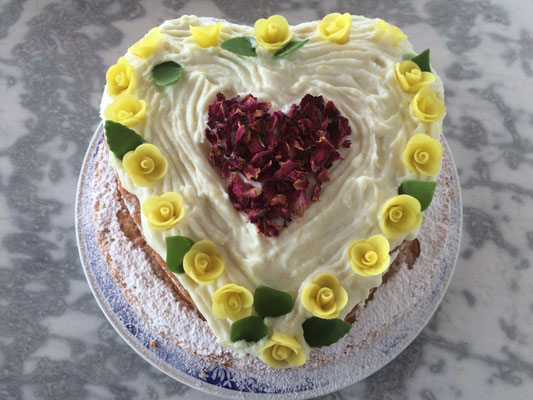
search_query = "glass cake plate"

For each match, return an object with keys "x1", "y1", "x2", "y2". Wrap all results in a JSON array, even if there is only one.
[{"x1": 75, "y1": 123, "x2": 462, "y2": 399}]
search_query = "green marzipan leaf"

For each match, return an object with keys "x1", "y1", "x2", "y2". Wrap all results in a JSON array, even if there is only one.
[
  {"x1": 253, "y1": 285, "x2": 293, "y2": 318},
  {"x1": 165, "y1": 236, "x2": 194, "y2": 273},
  {"x1": 273, "y1": 39, "x2": 310, "y2": 59},
  {"x1": 104, "y1": 120, "x2": 146, "y2": 160},
  {"x1": 152, "y1": 61, "x2": 184, "y2": 86},
  {"x1": 230, "y1": 316, "x2": 269, "y2": 342},
  {"x1": 410, "y1": 49, "x2": 431, "y2": 72},
  {"x1": 221, "y1": 36, "x2": 257, "y2": 57},
  {"x1": 302, "y1": 317, "x2": 352, "y2": 348},
  {"x1": 398, "y1": 180, "x2": 437, "y2": 211}
]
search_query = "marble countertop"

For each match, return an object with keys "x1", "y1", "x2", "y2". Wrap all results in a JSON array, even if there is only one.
[{"x1": 1, "y1": 0, "x2": 532, "y2": 399}]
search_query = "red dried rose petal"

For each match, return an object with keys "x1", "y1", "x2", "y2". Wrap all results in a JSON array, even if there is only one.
[{"x1": 205, "y1": 93, "x2": 351, "y2": 236}]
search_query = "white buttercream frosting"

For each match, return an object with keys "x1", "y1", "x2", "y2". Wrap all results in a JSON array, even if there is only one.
[{"x1": 100, "y1": 15, "x2": 445, "y2": 363}]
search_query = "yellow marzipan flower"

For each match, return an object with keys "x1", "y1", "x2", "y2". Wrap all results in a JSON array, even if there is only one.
[
  {"x1": 129, "y1": 27, "x2": 163, "y2": 58},
  {"x1": 183, "y1": 240, "x2": 225, "y2": 285},
  {"x1": 190, "y1": 22, "x2": 222, "y2": 47},
  {"x1": 374, "y1": 19, "x2": 406, "y2": 46},
  {"x1": 105, "y1": 57, "x2": 135, "y2": 97},
  {"x1": 142, "y1": 192, "x2": 185, "y2": 230},
  {"x1": 104, "y1": 94, "x2": 146, "y2": 127},
  {"x1": 347, "y1": 235, "x2": 391, "y2": 277},
  {"x1": 317, "y1": 13, "x2": 352, "y2": 44},
  {"x1": 123, "y1": 143, "x2": 168, "y2": 187},
  {"x1": 254, "y1": 15, "x2": 292, "y2": 51},
  {"x1": 212, "y1": 283, "x2": 253, "y2": 321},
  {"x1": 380, "y1": 195, "x2": 423, "y2": 239},
  {"x1": 394, "y1": 60, "x2": 435, "y2": 93},
  {"x1": 301, "y1": 273, "x2": 348, "y2": 319},
  {"x1": 260, "y1": 334, "x2": 306, "y2": 368},
  {"x1": 411, "y1": 86, "x2": 446, "y2": 123},
  {"x1": 402, "y1": 134, "x2": 443, "y2": 176}
]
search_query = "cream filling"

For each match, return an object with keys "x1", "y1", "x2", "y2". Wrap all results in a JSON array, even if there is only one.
[{"x1": 100, "y1": 15, "x2": 444, "y2": 361}]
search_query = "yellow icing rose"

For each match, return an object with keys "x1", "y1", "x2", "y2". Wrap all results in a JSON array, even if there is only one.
[
  {"x1": 348, "y1": 235, "x2": 391, "y2": 277},
  {"x1": 374, "y1": 19, "x2": 407, "y2": 46},
  {"x1": 402, "y1": 134, "x2": 443, "y2": 176},
  {"x1": 317, "y1": 13, "x2": 352, "y2": 44},
  {"x1": 260, "y1": 334, "x2": 306, "y2": 368},
  {"x1": 129, "y1": 27, "x2": 163, "y2": 58},
  {"x1": 123, "y1": 143, "x2": 168, "y2": 187},
  {"x1": 212, "y1": 283, "x2": 253, "y2": 321},
  {"x1": 301, "y1": 273, "x2": 348, "y2": 319},
  {"x1": 183, "y1": 240, "x2": 225, "y2": 285},
  {"x1": 104, "y1": 94, "x2": 146, "y2": 127},
  {"x1": 380, "y1": 195, "x2": 423, "y2": 239},
  {"x1": 394, "y1": 60, "x2": 435, "y2": 93},
  {"x1": 142, "y1": 192, "x2": 185, "y2": 230},
  {"x1": 105, "y1": 57, "x2": 135, "y2": 97},
  {"x1": 411, "y1": 86, "x2": 446, "y2": 123},
  {"x1": 254, "y1": 15, "x2": 292, "y2": 51},
  {"x1": 190, "y1": 22, "x2": 222, "y2": 47}
]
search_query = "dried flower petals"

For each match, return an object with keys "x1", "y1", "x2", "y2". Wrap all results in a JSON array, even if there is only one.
[{"x1": 206, "y1": 93, "x2": 351, "y2": 236}]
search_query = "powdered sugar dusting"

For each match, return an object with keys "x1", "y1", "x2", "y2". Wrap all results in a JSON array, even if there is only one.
[{"x1": 77, "y1": 127, "x2": 461, "y2": 398}]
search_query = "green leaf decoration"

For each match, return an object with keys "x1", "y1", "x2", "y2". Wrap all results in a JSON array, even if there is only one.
[
  {"x1": 221, "y1": 36, "x2": 257, "y2": 57},
  {"x1": 401, "y1": 52, "x2": 417, "y2": 61},
  {"x1": 302, "y1": 317, "x2": 352, "y2": 348},
  {"x1": 230, "y1": 316, "x2": 269, "y2": 342},
  {"x1": 152, "y1": 61, "x2": 184, "y2": 86},
  {"x1": 273, "y1": 39, "x2": 310, "y2": 59},
  {"x1": 165, "y1": 236, "x2": 194, "y2": 273},
  {"x1": 410, "y1": 49, "x2": 431, "y2": 72},
  {"x1": 398, "y1": 180, "x2": 437, "y2": 211},
  {"x1": 253, "y1": 285, "x2": 293, "y2": 318},
  {"x1": 104, "y1": 120, "x2": 146, "y2": 160}
]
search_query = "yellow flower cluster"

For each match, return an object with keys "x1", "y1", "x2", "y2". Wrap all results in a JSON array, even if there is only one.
[
  {"x1": 380, "y1": 195, "x2": 422, "y2": 239},
  {"x1": 402, "y1": 134, "x2": 443, "y2": 176},
  {"x1": 104, "y1": 94, "x2": 146, "y2": 128},
  {"x1": 254, "y1": 15, "x2": 292, "y2": 51},
  {"x1": 411, "y1": 87, "x2": 446, "y2": 123},
  {"x1": 123, "y1": 144, "x2": 168, "y2": 187},
  {"x1": 183, "y1": 240, "x2": 225, "y2": 285},
  {"x1": 190, "y1": 22, "x2": 222, "y2": 47},
  {"x1": 301, "y1": 273, "x2": 348, "y2": 319},
  {"x1": 394, "y1": 61, "x2": 435, "y2": 93},
  {"x1": 374, "y1": 19, "x2": 406, "y2": 46},
  {"x1": 105, "y1": 57, "x2": 135, "y2": 97},
  {"x1": 260, "y1": 333, "x2": 306, "y2": 368},
  {"x1": 348, "y1": 235, "x2": 391, "y2": 277},
  {"x1": 212, "y1": 283, "x2": 253, "y2": 321},
  {"x1": 317, "y1": 13, "x2": 352, "y2": 44},
  {"x1": 129, "y1": 27, "x2": 163, "y2": 58},
  {"x1": 142, "y1": 192, "x2": 185, "y2": 230}
]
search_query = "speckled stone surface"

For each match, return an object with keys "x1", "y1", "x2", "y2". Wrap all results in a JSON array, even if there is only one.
[{"x1": 1, "y1": 1, "x2": 532, "y2": 399}]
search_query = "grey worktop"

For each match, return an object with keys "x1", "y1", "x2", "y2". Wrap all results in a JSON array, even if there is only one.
[{"x1": 1, "y1": 0, "x2": 532, "y2": 399}]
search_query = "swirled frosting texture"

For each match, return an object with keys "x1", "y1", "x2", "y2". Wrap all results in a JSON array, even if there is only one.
[{"x1": 100, "y1": 15, "x2": 445, "y2": 363}]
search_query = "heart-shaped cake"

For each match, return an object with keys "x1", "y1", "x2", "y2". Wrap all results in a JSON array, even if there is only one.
[{"x1": 99, "y1": 14, "x2": 446, "y2": 368}]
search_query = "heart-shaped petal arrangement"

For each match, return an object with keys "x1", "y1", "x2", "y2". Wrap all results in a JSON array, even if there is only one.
[
  {"x1": 206, "y1": 93, "x2": 351, "y2": 236},
  {"x1": 99, "y1": 14, "x2": 446, "y2": 369}
]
